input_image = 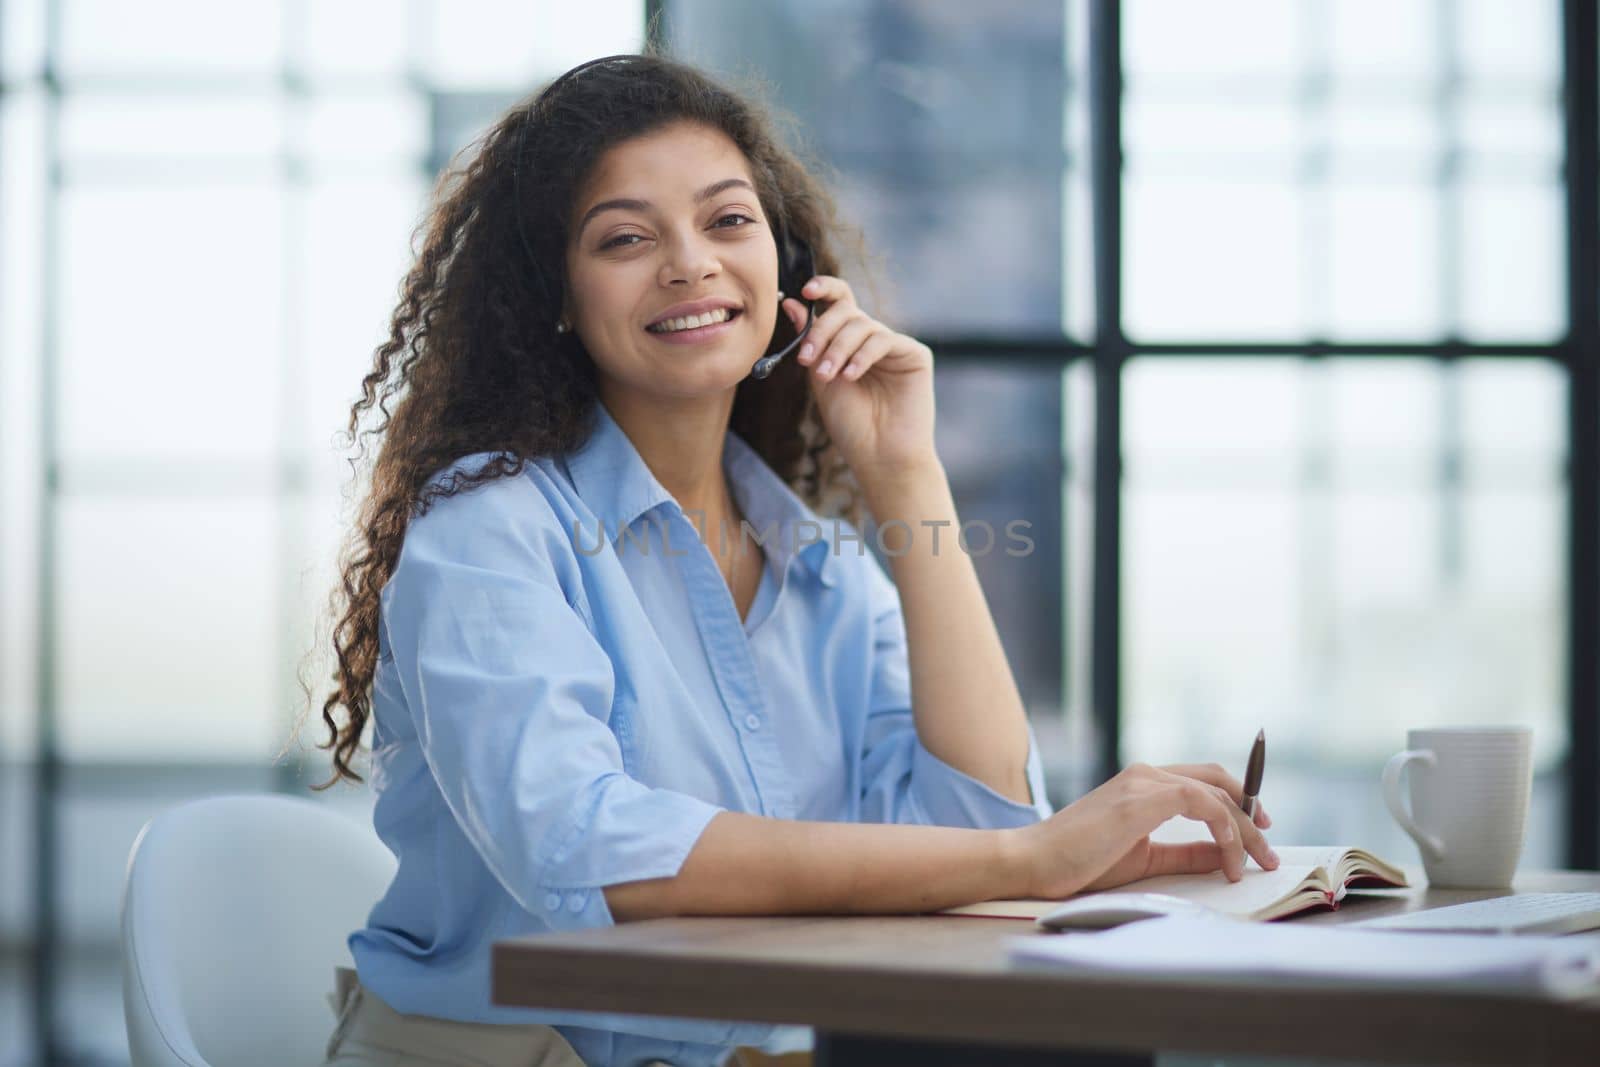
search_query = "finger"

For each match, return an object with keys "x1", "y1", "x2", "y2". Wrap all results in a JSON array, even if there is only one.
[
  {"x1": 796, "y1": 301, "x2": 849, "y2": 366},
  {"x1": 838, "y1": 331, "x2": 896, "y2": 382},
  {"x1": 800, "y1": 275, "x2": 855, "y2": 306},
  {"x1": 1165, "y1": 762, "x2": 1247, "y2": 805},
  {"x1": 1208, "y1": 783, "x2": 1279, "y2": 872},
  {"x1": 784, "y1": 295, "x2": 819, "y2": 342},
  {"x1": 782, "y1": 296, "x2": 809, "y2": 332},
  {"x1": 1165, "y1": 761, "x2": 1270, "y2": 828},
  {"x1": 814, "y1": 317, "x2": 877, "y2": 381},
  {"x1": 1175, "y1": 780, "x2": 1245, "y2": 881}
]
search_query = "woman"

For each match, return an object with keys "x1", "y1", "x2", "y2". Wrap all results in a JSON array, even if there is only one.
[{"x1": 306, "y1": 50, "x2": 1277, "y2": 1067}]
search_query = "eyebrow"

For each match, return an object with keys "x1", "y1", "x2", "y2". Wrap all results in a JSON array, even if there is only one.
[{"x1": 576, "y1": 178, "x2": 757, "y2": 239}]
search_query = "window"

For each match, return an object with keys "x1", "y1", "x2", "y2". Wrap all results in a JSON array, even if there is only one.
[
  {"x1": 667, "y1": 0, "x2": 1590, "y2": 869},
  {"x1": 0, "y1": 2, "x2": 644, "y2": 1060}
]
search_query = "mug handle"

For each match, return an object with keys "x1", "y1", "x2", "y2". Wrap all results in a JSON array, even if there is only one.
[{"x1": 1382, "y1": 749, "x2": 1445, "y2": 862}]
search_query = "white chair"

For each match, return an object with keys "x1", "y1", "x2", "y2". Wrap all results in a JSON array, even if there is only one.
[{"x1": 120, "y1": 793, "x2": 396, "y2": 1067}]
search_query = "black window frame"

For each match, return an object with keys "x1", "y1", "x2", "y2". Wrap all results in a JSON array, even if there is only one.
[{"x1": 652, "y1": 0, "x2": 1600, "y2": 870}]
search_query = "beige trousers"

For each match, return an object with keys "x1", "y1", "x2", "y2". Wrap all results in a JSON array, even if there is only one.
[
  {"x1": 320, "y1": 965, "x2": 812, "y2": 1067},
  {"x1": 320, "y1": 965, "x2": 594, "y2": 1067}
]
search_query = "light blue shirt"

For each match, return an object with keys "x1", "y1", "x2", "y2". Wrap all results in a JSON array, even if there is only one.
[{"x1": 350, "y1": 400, "x2": 1051, "y2": 1067}]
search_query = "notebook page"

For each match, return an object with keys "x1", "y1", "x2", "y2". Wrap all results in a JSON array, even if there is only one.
[
  {"x1": 938, "y1": 847, "x2": 1384, "y2": 920},
  {"x1": 1113, "y1": 860, "x2": 1324, "y2": 918},
  {"x1": 1272, "y1": 846, "x2": 1349, "y2": 870},
  {"x1": 1009, "y1": 916, "x2": 1600, "y2": 999}
]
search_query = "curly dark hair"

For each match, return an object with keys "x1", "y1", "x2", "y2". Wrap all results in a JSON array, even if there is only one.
[{"x1": 290, "y1": 48, "x2": 873, "y2": 789}]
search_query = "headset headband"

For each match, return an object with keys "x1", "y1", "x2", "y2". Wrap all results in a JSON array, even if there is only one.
[{"x1": 511, "y1": 54, "x2": 647, "y2": 301}]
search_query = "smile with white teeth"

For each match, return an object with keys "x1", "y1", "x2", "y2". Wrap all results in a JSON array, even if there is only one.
[{"x1": 647, "y1": 307, "x2": 738, "y2": 333}]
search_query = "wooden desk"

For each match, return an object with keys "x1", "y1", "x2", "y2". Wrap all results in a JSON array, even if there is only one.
[{"x1": 493, "y1": 870, "x2": 1600, "y2": 1066}]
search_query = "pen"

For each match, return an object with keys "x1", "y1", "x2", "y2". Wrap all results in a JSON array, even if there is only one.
[{"x1": 1241, "y1": 728, "x2": 1266, "y2": 819}]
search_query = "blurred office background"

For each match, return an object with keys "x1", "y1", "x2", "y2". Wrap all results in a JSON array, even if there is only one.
[{"x1": 1, "y1": 0, "x2": 1594, "y2": 1064}]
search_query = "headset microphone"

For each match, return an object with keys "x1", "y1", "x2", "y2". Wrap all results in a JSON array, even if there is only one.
[{"x1": 751, "y1": 224, "x2": 817, "y2": 380}]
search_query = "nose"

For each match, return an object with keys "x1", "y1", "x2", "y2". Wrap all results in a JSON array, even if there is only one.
[{"x1": 657, "y1": 228, "x2": 721, "y2": 287}]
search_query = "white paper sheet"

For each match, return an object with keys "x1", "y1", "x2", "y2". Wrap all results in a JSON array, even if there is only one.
[{"x1": 1009, "y1": 916, "x2": 1600, "y2": 999}]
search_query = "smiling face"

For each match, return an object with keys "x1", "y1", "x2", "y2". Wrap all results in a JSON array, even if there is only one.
[{"x1": 562, "y1": 120, "x2": 780, "y2": 407}]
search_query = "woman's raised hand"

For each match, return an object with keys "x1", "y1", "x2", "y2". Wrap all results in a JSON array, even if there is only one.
[
  {"x1": 780, "y1": 276, "x2": 936, "y2": 488},
  {"x1": 1003, "y1": 762, "x2": 1280, "y2": 900}
]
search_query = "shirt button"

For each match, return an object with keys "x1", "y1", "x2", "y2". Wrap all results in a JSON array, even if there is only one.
[
  {"x1": 544, "y1": 892, "x2": 563, "y2": 912},
  {"x1": 567, "y1": 892, "x2": 587, "y2": 913},
  {"x1": 744, "y1": 713, "x2": 761, "y2": 731}
]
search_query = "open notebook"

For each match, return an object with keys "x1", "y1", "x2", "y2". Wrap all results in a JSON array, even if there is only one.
[{"x1": 940, "y1": 846, "x2": 1409, "y2": 922}]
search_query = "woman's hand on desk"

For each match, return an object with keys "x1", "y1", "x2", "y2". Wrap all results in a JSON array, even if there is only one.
[
  {"x1": 604, "y1": 763, "x2": 1273, "y2": 920},
  {"x1": 1002, "y1": 762, "x2": 1279, "y2": 899}
]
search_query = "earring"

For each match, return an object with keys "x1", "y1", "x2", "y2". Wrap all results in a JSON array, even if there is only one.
[{"x1": 555, "y1": 319, "x2": 570, "y2": 335}]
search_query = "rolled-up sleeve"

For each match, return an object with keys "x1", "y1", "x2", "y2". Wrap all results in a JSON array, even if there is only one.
[
  {"x1": 380, "y1": 476, "x2": 724, "y2": 933},
  {"x1": 856, "y1": 549, "x2": 1053, "y2": 828}
]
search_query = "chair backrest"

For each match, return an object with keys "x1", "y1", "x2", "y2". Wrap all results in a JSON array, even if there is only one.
[{"x1": 120, "y1": 793, "x2": 396, "y2": 1067}]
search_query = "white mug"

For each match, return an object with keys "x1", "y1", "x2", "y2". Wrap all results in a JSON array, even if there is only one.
[{"x1": 1381, "y1": 726, "x2": 1533, "y2": 889}]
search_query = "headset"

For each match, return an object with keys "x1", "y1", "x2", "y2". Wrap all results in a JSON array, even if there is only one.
[
  {"x1": 753, "y1": 220, "x2": 817, "y2": 380},
  {"x1": 510, "y1": 53, "x2": 816, "y2": 382}
]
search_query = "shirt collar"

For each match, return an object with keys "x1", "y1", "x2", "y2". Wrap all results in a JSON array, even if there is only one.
[{"x1": 564, "y1": 401, "x2": 836, "y2": 587}]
